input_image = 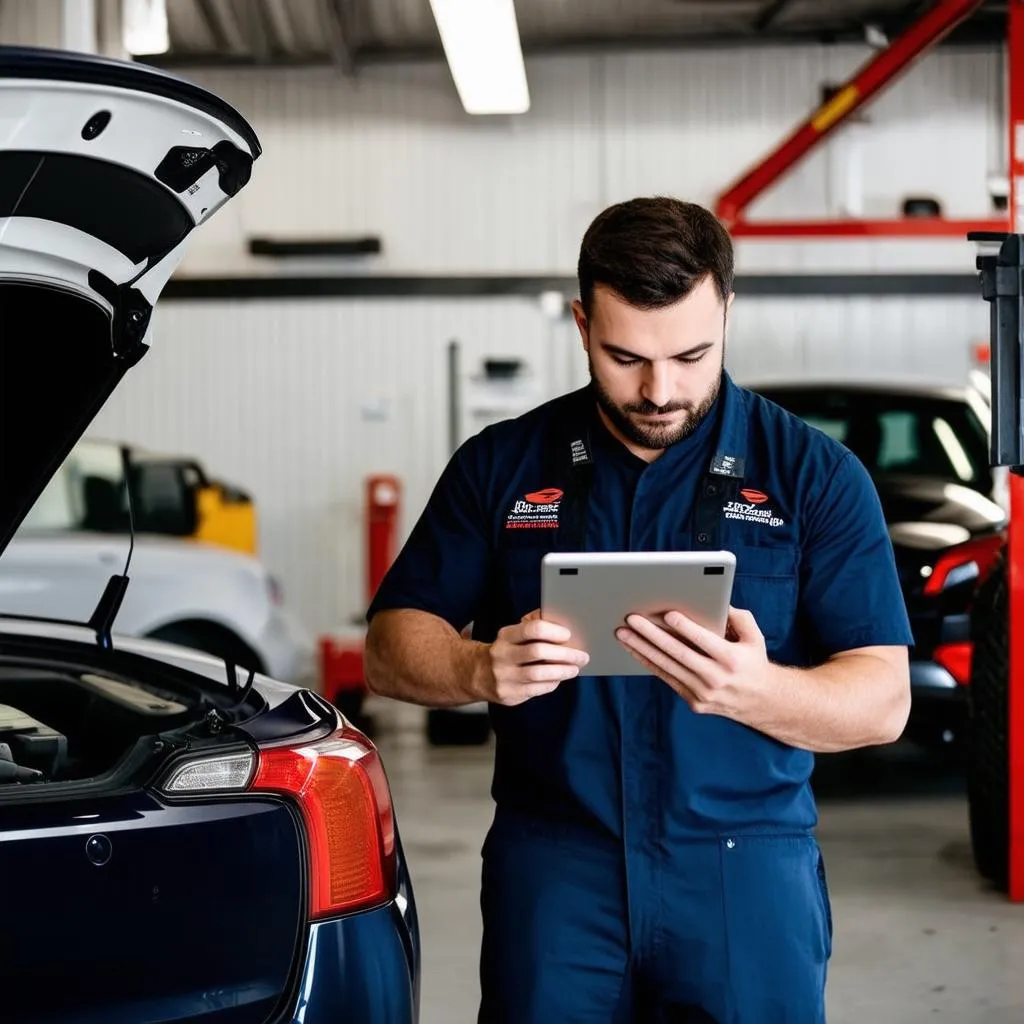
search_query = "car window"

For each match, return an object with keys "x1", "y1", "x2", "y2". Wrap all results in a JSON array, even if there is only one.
[
  {"x1": 756, "y1": 389, "x2": 992, "y2": 491},
  {"x1": 20, "y1": 440, "x2": 128, "y2": 533}
]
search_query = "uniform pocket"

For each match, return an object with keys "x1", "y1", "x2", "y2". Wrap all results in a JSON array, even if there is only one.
[
  {"x1": 718, "y1": 833, "x2": 830, "y2": 1022},
  {"x1": 814, "y1": 847, "x2": 834, "y2": 960},
  {"x1": 730, "y1": 544, "x2": 798, "y2": 651},
  {"x1": 503, "y1": 544, "x2": 549, "y2": 619}
]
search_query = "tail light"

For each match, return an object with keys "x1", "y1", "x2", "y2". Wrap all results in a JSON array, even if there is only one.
[
  {"x1": 934, "y1": 641, "x2": 973, "y2": 685},
  {"x1": 923, "y1": 534, "x2": 1004, "y2": 595},
  {"x1": 161, "y1": 723, "x2": 396, "y2": 919}
]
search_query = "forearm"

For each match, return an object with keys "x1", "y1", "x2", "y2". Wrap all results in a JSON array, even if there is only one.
[
  {"x1": 364, "y1": 609, "x2": 490, "y2": 708},
  {"x1": 748, "y1": 651, "x2": 910, "y2": 754}
]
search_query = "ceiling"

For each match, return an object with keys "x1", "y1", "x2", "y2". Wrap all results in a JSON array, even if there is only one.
[{"x1": 141, "y1": 0, "x2": 1008, "y2": 71}]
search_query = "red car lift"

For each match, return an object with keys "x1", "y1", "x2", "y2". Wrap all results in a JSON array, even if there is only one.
[
  {"x1": 715, "y1": 0, "x2": 1024, "y2": 898},
  {"x1": 1007, "y1": 0, "x2": 1024, "y2": 904},
  {"x1": 715, "y1": 0, "x2": 1006, "y2": 238}
]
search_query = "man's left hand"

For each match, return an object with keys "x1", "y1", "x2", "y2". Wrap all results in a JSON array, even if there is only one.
[{"x1": 615, "y1": 607, "x2": 775, "y2": 723}]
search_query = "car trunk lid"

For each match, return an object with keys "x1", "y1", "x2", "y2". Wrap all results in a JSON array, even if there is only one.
[{"x1": 0, "y1": 45, "x2": 259, "y2": 556}]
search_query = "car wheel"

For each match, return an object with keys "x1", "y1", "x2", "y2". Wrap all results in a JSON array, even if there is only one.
[
  {"x1": 426, "y1": 708, "x2": 491, "y2": 747},
  {"x1": 966, "y1": 545, "x2": 1010, "y2": 891},
  {"x1": 148, "y1": 621, "x2": 265, "y2": 676}
]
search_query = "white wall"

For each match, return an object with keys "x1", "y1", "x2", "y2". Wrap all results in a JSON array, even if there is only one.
[
  {"x1": 174, "y1": 44, "x2": 1003, "y2": 277},
  {"x1": 91, "y1": 297, "x2": 573, "y2": 634}
]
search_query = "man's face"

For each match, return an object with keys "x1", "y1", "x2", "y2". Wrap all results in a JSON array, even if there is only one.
[{"x1": 572, "y1": 276, "x2": 731, "y2": 458}]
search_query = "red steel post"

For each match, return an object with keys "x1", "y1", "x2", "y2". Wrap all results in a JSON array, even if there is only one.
[
  {"x1": 1007, "y1": 0, "x2": 1024, "y2": 903},
  {"x1": 715, "y1": 0, "x2": 986, "y2": 227}
]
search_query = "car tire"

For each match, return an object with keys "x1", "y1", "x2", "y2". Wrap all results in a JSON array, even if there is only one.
[
  {"x1": 966, "y1": 544, "x2": 1010, "y2": 891},
  {"x1": 426, "y1": 708, "x2": 491, "y2": 747},
  {"x1": 147, "y1": 621, "x2": 265, "y2": 676}
]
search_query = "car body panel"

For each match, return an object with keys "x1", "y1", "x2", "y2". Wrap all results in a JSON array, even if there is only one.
[
  {"x1": 0, "y1": 532, "x2": 315, "y2": 685},
  {"x1": 749, "y1": 378, "x2": 1005, "y2": 752},
  {"x1": 0, "y1": 45, "x2": 419, "y2": 1024}
]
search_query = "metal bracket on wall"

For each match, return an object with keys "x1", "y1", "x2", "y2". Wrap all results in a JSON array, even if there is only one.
[{"x1": 715, "y1": 0, "x2": 1007, "y2": 238}]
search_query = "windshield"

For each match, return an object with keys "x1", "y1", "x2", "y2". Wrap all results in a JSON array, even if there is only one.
[{"x1": 755, "y1": 387, "x2": 993, "y2": 493}]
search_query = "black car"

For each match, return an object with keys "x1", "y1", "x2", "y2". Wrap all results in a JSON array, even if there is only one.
[
  {"x1": 0, "y1": 46, "x2": 419, "y2": 1022},
  {"x1": 750, "y1": 380, "x2": 1005, "y2": 755}
]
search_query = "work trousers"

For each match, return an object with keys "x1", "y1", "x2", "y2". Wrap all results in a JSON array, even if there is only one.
[{"x1": 478, "y1": 813, "x2": 832, "y2": 1023}]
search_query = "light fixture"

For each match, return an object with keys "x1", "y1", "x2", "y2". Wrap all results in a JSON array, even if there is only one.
[
  {"x1": 428, "y1": 0, "x2": 530, "y2": 115},
  {"x1": 122, "y1": 0, "x2": 169, "y2": 56}
]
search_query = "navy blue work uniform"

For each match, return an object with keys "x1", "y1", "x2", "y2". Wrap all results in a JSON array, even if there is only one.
[{"x1": 368, "y1": 371, "x2": 913, "y2": 1023}]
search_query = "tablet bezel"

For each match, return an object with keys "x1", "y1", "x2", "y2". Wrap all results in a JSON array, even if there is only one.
[{"x1": 540, "y1": 550, "x2": 737, "y2": 678}]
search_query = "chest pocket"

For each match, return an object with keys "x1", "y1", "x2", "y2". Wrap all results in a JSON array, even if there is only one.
[
  {"x1": 730, "y1": 544, "x2": 798, "y2": 652},
  {"x1": 501, "y1": 542, "x2": 550, "y2": 619}
]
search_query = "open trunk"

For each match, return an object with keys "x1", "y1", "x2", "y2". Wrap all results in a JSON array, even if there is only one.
[{"x1": 0, "y1": 647, "x2": 307, "y2": 1024}]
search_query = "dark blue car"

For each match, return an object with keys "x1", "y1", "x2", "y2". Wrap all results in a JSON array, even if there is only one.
[{"x1": 0, "y1": 45, "x2": 420, "y2": 1023}]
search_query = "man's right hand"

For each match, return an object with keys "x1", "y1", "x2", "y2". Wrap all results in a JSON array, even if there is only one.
[{"x1": 479, "y1": 610, "x2": 590, "y2": 706}]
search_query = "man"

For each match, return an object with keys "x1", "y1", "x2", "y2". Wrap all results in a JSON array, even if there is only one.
[{"x1": 365, "y1": 196, "x2": 912, "y2": 1023}]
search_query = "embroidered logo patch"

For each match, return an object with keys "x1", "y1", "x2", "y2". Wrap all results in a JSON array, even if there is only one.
[
  {"x1": 724, "y1": 488, "x2": 785, "y2": 528},
  {"x1": 506, "y1": 489, "x2": 562, "y2": 530},
  {"x1": 739, "y1": 488, "x2": 769, "y2": 504},
  {"x1": 524, "y1": 488, "x2": 564, "y2": 505}
]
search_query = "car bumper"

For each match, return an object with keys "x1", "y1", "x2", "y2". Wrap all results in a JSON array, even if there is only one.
[
  {"x1": 906, "y1": 659, "x2": 967, "y2": 745},
  {"x1": 287, "y1": 901, "x2": 420, "y2": 1023}
]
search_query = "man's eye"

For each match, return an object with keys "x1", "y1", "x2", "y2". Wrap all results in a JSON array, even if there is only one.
[
  {"x1": 676, "y1": 353, "x2": 707, "y2": 365},
  {"x1": 613, "y1": 356, "x2": 640, "y2": 367}
]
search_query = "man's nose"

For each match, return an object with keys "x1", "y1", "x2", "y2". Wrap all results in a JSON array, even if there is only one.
[{"x1": 642, "y1": 364, "x2": 673, "y2": 409}]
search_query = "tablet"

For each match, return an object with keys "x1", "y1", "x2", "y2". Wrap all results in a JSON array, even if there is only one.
[{"x1": 540, "y1": 550, "x2": 736, "y2": 677}]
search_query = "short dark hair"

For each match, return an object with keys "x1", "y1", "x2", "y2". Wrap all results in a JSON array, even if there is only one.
[{"x1": 577, "y1": 196, "x2": 734, "y2": 317}]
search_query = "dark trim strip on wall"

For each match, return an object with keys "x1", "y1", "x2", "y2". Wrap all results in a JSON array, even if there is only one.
[{"x1": 162, "y1": 273, "x2": 985, "y2": 301}]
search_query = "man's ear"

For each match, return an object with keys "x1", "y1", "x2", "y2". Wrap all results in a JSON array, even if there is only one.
[{"x1": 571, "y1": 299, "x2": 590, "y2": 353}]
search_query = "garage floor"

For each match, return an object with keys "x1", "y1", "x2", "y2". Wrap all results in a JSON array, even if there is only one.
[{"x1": 370, "y1": 700, "x2": 1024, "y2": 1024}]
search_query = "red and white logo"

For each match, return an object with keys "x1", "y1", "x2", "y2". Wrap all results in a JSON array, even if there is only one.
[
  {"x1": 524, "y1": 488, "x2": 564, "y2": 505},
  {"x1": 724, "y1": 487, "x2": 784, "y2": 528},
  {"x1": 506, "y1": 487, "x2": 563, "y2": 530},
  {"x1": 739, "y1": 488, "x2": 769, "y2": 504}
]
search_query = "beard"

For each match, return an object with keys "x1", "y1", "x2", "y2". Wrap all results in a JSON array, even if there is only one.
[{"x1": 589, "y1": 354, "x2": 723, "y2": 451}]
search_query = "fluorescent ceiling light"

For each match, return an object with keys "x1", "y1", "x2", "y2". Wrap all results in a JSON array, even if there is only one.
[
  {"x1": 122, "y1": 0, "x2": 169, "y2": 56},
  {"x1": 429, "y1": 0, "x2": 530, "y2": 115}
]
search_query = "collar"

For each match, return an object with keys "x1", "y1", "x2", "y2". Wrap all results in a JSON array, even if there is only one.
[
  {"x1": 706, "y1": 370, "x2": 749, "y2": 480},
  {"x1": 557, "y1": 370, "x2": 749, "y2": 481}
]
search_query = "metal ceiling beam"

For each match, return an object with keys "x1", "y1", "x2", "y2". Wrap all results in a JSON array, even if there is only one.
[
  {"x1": 321, "y1": 0, "x2": 357, "y2": 76},
  {"x1": 753, "y1": 0, "x2": 790, "y2": 32},
  {"x1": 262, "y1": 0, "x2": 300, "y2": 55},
  {"x1": 194, "y1": 0, "x2": 232, "y2": 53},
  {"x1": 141, "y1": 16, "x2": 1007, "y2": 70},
  {"x1": 236, "y1": 0, "x2": 274, "y2": 61}
]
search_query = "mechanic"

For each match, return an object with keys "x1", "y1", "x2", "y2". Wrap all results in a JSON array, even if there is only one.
[{"x1": 365, "y1": 196, "x2": 913, "y2": 1023}]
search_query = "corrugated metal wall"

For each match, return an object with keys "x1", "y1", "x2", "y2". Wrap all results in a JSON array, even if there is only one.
[
  {"x1": 90, "y1": 289, "x2": 989, "y2": 634},
  {"x1": 0, "y1": 0, "x2": 62, "y2": 46},
  {"x1": 91, "y1": 297, "x2": 572, "y2": 633},
  {"x1": 174, "y1": 44, "x2": 1002, "y2": 277}
]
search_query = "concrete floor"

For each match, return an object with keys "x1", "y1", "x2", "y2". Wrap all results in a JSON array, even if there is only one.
[{"x1": 370, "y1": 699, "x2": 1024, "y2": 1024}]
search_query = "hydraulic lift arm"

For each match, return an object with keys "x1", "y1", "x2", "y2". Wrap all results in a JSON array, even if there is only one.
[
  {"x1": 975, "y1": 231, "x2": 1024, "y2": 902},
  {"x1": 972, "y1": 0, "x2": 1024, "y2": 903}
]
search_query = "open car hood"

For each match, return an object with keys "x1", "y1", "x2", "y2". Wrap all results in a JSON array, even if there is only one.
[{"x1": 0, "y1": 46, "x2": 259, "y2": 555}]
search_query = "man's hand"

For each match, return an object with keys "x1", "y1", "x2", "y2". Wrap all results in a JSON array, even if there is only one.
[
  {"x1": 481, "y1": 610, "x2": 590, "y2": 706},
  {"x1": 615, "y1": 607, "x2": 772, "y2": 724}
]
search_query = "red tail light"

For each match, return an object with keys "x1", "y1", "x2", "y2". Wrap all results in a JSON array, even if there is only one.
[
  {"x1": 923, "y1": 534, "x2": 1004, "y2": 595},
  {"x1": 252, "y1": 724, "x2": 396, "y2": 919},
  {"x1": 934, "y1": 641, "x2": 973, "y2": 685}
]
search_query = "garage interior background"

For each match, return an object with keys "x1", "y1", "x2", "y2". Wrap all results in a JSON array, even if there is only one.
[{"x1": 1, "y1": 0, "x2": 1005, "y2": 637}]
